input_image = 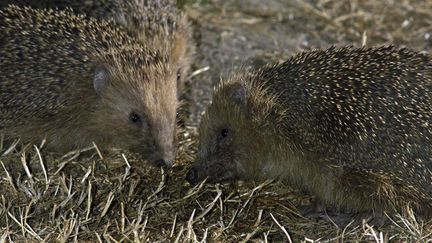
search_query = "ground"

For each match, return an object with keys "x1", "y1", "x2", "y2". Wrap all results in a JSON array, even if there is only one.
[{"x1": 1, "y1": 0, "x2": 432, "y2": 241}]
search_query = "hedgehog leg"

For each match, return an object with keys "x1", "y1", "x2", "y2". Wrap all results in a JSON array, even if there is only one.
[
  {"x1": 299, "y1": 167, "x2": 395, "y2": 226},
  {"x1": 338, "y1": 165, "x2": 429, "y2": 216},
  {"x1": 299, "y1": 197, "x2": 327, "y2": 218},
  {"x1": 337, "y1": 167, "x2": 399, "y2": 213},
  {"x1": 341, "y1": 167, "x2": 432, "y2": 224},
  {"x1": 299, "y1": 196, "x2": 387, "y2": 227}
]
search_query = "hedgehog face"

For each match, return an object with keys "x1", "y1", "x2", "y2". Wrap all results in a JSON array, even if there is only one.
[
  {"x1": 187, "y1": 121, "x2": 240, "y2": 184},
  {"x1": 90, "y1": 62, "x2": 178, "y2": 168},
  {"x1": 187, "y1": 82, "x2": 267, "y2": 184}
]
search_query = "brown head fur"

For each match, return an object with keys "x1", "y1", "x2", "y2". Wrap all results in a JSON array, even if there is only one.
[
  {"x1": 0, "y1": 5, "x2": 178, "y2": 166},
  {"x1": 187, "y1": 46, "x2": 432, "y2": 216}
]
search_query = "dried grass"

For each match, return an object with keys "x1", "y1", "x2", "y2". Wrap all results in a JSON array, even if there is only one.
[{"x1": 1, "y1": 125, "x2": 431, "y2": 241}]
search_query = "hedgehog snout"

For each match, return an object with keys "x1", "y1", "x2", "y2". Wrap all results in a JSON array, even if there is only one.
[
  {"x1": 151, "y1": 146, "x2": 176, "y2": 168},
  {"x1": 153, "y1": 158, "x2": 174, "y2": 168}
]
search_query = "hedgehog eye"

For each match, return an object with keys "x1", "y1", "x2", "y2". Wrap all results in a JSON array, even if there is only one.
[
  {"x1": 177, "y1": 70, "x2": 181, "y2": 82},
  {"x1": 220, "y1": 128, "x2": 229, "y2": 138},
  {"x1": 129, "y1": 112, "x2": 142, "y2": 125}
]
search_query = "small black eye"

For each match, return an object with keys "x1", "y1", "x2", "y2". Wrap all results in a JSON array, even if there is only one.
[
  {"x1": 177, "y1": 70, "x2": 181, "y2": 82},
  {"x1": 129, "y1": 112, "x2": 141, "y2": 124},
  {"x1": 221, "y1": 128, "x2": 229, "y2": 138}
]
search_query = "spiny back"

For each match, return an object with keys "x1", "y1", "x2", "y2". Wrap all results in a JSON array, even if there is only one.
[
  {"x1": 0, "y1": 0, "x2": 120, "y2": 21},
  {"x1": 0, "y1": 0, "x2": 193, "y2": 91},
  {"x1": 116, "y1": 0, "x2": 182, "y2": 39},
  {"x1": 243, "y1": 46, "x2": 432, "y2": 194},
  {"x1": 0, "y1": 0, "x2": 184, "y2": 40},
  {"x1": 0, "y1": 5, "x2": 166, "y2": 126}
]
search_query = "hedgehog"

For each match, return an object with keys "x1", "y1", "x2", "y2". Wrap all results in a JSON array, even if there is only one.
[
  {"x1": 186, "y1": 46, "x2": 432, "y2": 217},
  {"x1": 0, "y1": 0, "x2": 194, "y2": 96},
  {"x1": 0, "y1": 5, "x2": 179, "y2": 167}
]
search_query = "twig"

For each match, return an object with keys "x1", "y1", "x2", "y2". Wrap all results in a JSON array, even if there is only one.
[
  {"x1": 34, "y1": 145, "x2": 48, "y2": 184},
  {"x1": 270, "y1": 213, "x2": 292, "y2": 243}
]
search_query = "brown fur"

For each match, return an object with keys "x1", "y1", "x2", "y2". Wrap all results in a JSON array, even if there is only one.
[
  {"x1": 0, "y1": 6, "x2": 178, "y2": 164},
  {"x1": 188, "y1": 46, "x2": 432, "y2": 216}
]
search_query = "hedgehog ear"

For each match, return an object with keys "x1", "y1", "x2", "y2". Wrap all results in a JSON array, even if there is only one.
[
  {"x1": 93, "y1": 66, "x2": 109, "y2": 96},
  {"x1": 229, "y1": 83, "x2": 247, "y2": 106}
]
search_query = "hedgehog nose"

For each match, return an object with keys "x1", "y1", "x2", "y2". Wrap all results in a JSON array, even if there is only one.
[
  {"x1": 186, "y1": 167, "x2": 198, "y2": 185},
  {"x1": 153, "y1": 159, "x2": 173, "y2": 168}
]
